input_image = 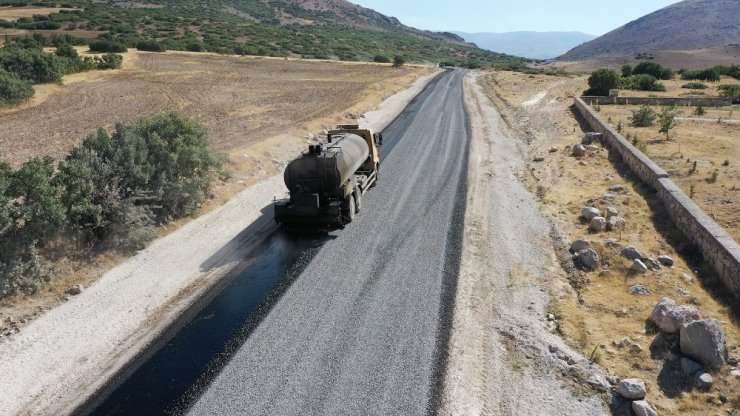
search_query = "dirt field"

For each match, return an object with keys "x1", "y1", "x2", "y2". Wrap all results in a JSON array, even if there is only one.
[
  {"x1": 482, "y1": 70, "x2": 740, "y2": 415},
  {"x1": 596, "y1": 103, "x2": 740, "y2": 242},
  {"x1": 0, "y1": 50, "x2": 432, "y2": 168}
]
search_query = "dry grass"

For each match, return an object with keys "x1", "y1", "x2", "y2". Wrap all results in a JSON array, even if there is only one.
[
  {"x1": 0, "y1": 6, "x2": 74, "y2": 21},
  {"x1": 483, "y1": 70, "x2": 740, "y2": 416},
  {"x1": 618, "y1": 76, "x2": 740, "y2": 98}
]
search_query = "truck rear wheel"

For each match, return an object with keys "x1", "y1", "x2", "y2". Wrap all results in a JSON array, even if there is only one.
[
  {"x1": 354, "y1": 188, "x2": 362, "y2": 213},
  {"x1": 346, "y1": 194, "x2": 356, "y2": 223}
]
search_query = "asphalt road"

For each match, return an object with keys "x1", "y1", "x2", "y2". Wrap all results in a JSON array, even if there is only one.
[{"x1": 189, "y1": 69, "x2": 469, "y2": 416}]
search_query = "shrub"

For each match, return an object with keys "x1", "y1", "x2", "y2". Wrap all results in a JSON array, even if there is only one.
[
  {"x1": 621, "y1": 74, "x2": 666, "y2": 91},
  {"x1": 373, "y1": 55, "x2": 390, "y2": 63},
  {"x1": 681, "y1": 82, "x2": 707, "y2": 89},
  {"x1": 0, "y1": 69, "x2": 34, "y2": 106},
  {"x1": 95, "y1": 53, "x2": 123, "y2": 69},
  {"x1": 718, "y1": 85, "x2": 740, "y2": 103},
  {"x1": 586, "y1": 68, "x2": 619, "y2": 96},
  {"x1": 0, "y1": 46, "x2": 66, "y2": 83},
  {"x1": 657, "y1": 106, "x2": 679, "y2": 139},
  {"x1": 694, "y1": 102, "x2": 706, "y2": 116},
  {"x1": 55, "y1": 43, "x2": 78, "y2": 59},
  {"x1": 89, "y1": 40, "x2": 127, "y2": 53},
  {"x1": 621, "y1": 64, "x2": 632, "y2": 77},
  {"x1": 136, "y1": 40, "x2": 166, "y2": 52},
  {"x1": 630, "y1": 105, "x2": 656, "y2": 127},
  {"x1": 185, "y1": 40, "x2": 204, "y2": 52},
  {"x1": 713, "y1": 64, "x2": 740, "y2": 80},
  {"x1": 681, "y1": 68, "x2": 720, "y2": 81},
  {"x1": 392, "y1": 55, "x2": 405, "y2": 67},
  {"x1": 633, "y1": 61, "x2": 673, "y2": 80}
]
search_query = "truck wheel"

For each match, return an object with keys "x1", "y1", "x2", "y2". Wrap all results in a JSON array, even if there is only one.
[
  {"x1": 354, "y1": 188, "x2": 362, "y2": 213},
  {"x1": 346, "y1": 194, "x2": 355, "y2": 223}
]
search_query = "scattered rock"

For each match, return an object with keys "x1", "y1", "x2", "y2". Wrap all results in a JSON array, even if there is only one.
[
  {"x1": 657, "y1": 255, "x2": 674, "y2": 267},
  {"x1": 631, "y1": 259, "x2": 648, "y2": 274},
  {"x1": 581, "y1": 207, "x2": 602, "y2": 221},
  {"x1": 618, "y1": 378, "x2": 646, "y2": 400},
  {"x1": 586, "y1": 374, "x2": 611, "y2": 392},
  {"x1": 649, "y1": 297, "x2": 701, "y2": 333},
  {"x1": 578, "y1": 160, "x2": 588, "y2": 166},
  {"x1": 66, "y1": 284, "x2": 84, "y2": 296},
  {"x1": 602, "y1": 191, "x2": 618, "y2": 201},
  {"x1": 607, "y1": 375, "x2": 620, "y2": 385},
  {"x1": 681, "y1": 357, "x2": 702, "y2": 375},
  {"x1": 604, "y1": 238, "x2": 619, "y2": 248},
  {"x1": 629, "y1": 284, "x2": 651, "y2": 295},
  {"x1": 607, "y1": 216, "x2": 626, "y2": 231},
  {"x1": 616, "y1": 337, "x2": 633, "y2": 348},
  {"x1": 599, "y1": 269, "x2": 612, "y2": 277},
  {"x1": 615, "y1": 308, "x2": 628, "y2": 317},
  {"x1": 728, "y1": 357, "x2": 738, "y2": 366},
  {"x1": 589, "y1": 216, "x2": 607, "y2": 232},
  {"x1": 620, "y1": 246, "x2": 643, "y2": 260},
  {"x1": 572, "y1": 144, "x2": 587, "y2": 157},
  {"x1": 731, "y1": 369, "x2": 740, "y2": 379},
  {"x1": 694, "y1": 371, "x2": 713, "y2": 389},
  {"x1": 682, "y1": 273, "x2": 694, "y2": 283},
  {"x1": 680, "y1": 319, "x2": 728, "y2": 370},
  {"x1": 632, "y1": 400, "x2": 658, "y2": 416},
  {"x1": 630, "y1": 343, "x2": 644, "y2": 353},
  {"x1": 644, "y1": 258, "x2": 661, "y2": 271},
  {"x1": 605, "y1": 206, "x2": 619, "y2": 218},
  {"x1": 533, "y1": 156, "x2": 545, "y2": 162},
  {"x1": 548, "y1": 146, "x2": 558, "y2": 153},
  {"x1": 574, "y1": 248, "x2": 600, "y2": 271},
  {"x1": 609, "y1": 184, "x2": 628, "y2": 193},
  {"x1": 570, "y1": 239, "x2": 591, "y2": 253}
]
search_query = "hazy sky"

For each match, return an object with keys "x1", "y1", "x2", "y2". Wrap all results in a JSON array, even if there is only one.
[{"x1": 352, "y1": 0, "x2": 681, "y2": 36}]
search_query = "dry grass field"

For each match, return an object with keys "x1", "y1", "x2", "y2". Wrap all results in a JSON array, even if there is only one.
[
  {"x1": 483, "y1": 70, "x2": 739, "y2": 415},
  {"x1": 0, "y1": 6, "x2": 73, "y2": 21}
]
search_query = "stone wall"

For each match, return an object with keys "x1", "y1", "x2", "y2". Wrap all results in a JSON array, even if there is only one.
[
  {"x1": 581, "y1": 96, "x2": 733, "y2": 107},
  {"x1": 574, "y1": 97, "x2": 740, "y2": 299}
]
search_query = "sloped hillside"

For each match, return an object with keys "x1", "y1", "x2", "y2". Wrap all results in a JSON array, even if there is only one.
[{"x1": 559, "y1": 0, "x2": 740, "y2": 60}]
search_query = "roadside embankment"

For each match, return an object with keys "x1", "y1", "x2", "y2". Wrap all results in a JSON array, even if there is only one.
[{"x1": 0, "y1": 70, "x2": 441, "y2": 416}]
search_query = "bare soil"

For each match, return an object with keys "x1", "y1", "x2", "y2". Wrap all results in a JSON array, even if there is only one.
[{"x1": 482, "y1": 70, "x2": 740, "y2": 415}]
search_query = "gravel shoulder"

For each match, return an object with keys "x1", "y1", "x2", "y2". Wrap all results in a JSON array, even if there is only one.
[
  {"x1": 0, "y1": 70, "x2": 440, "y2": 416},
  {"x1": 439, "y1": 72, "x2": 607, "y2": 415}
]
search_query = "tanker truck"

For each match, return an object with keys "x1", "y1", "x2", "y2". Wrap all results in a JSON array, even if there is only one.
[{"x1": 274, "y1": 125, "x2": 383, "y2": 230}]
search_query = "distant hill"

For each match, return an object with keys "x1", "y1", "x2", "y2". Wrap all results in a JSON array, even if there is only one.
[
  {"x1": 454, "y1": 31, "x2": 595, "y2": 60},
  {"x1": 20, "y1": 0, "x2": 523, "y2": 68},
  {"x1": 559, "y1": 0, "x2": 740, "y2": 61}
]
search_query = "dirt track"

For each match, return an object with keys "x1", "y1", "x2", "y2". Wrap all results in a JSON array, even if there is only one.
[{"x1": 0, "y1": 52, "x2": 430, "y2": 166}]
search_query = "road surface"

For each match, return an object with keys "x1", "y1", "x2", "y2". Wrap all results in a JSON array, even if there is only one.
[{"x1": 189, "y1": 69, "x2": 469, "y2": 415}]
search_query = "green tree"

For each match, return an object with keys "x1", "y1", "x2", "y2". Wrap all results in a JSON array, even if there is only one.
[
  {"x1": 8, "y1": 157, "x2": 65, "y2": 244},
  {"x1": 657, "y1": 106, "x2": 679, "y2": 140},
  {"x1": 587, "y1": 68, "x2": 619, "y2": 96},
  {"x1": 633, "y1": 61, "x2": 673, "y2": 80},
  {"x1": 0, "y1": 69, "x2": 34, "y2": 106},
  {"x1": 392, "y1": 55, "x2": 405, "y2": 67},
  {"x1": 630, "y1": 105, "x2": 656, "y2": 127},
  {"x1": 621, "y1": 64, "x2": 632, "y2": 77}
]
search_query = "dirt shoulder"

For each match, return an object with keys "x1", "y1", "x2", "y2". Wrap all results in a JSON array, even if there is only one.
[
  {"x1": 439, "y1": 72, "x2": 607, "y2": 415},
  {"x1": 482, "y1": 70, "x2": 739, "y2": 415},
  {"x1": 0, "y1": 61, "x2": 439, "y2": 415}
]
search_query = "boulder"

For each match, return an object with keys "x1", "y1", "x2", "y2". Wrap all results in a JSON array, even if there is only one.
[
  {"x1": 581, "y1": 207, "x2": 602, "y2": 221},
  {"x1": 631, "y1": 259, "x2": 648, "y2": 274},
  {"x1": 572, "y1": 144, "x2": 587, "y2": 157},
  {"x1": 620, "y1": 246, "x2": 643, "y2": 260},
  {"x1": 589, "y1": 216, "x2": 607, "y2": 232},
  {"x1": 548, "y1": 147, "x2": 558, "y2": 153},
  {"x1": 602, "y1": 191, "x2": 618, "y2": 201},
  {"x1": 618, "y1": 378, "x2": 646, "y2": 400},
  {"x1": 575, "y1": 248, "x2": 600, "y2": 271},
  {"x1": 680, "y1": 357, "x2": 702, "y2": 375},
  {"x1": 607, "y1": 216, "x2": 625, "y2": 231},
  {"x1": 609, "y1": 184, "x2": 627, "y2": 193},
  {"x1": 570, "y1": 239, "x2": 591, "y2": 253},
  {"x1": 731, "y1": 369, "x2": 740, "y2": 379},
  {"x1": 632, "y1": 400, "x2": 657, "y2": 416},
  {"x1": 694, "y1": 371, "x2": 713, "y2": 389},
  {"x1": 649, "y1": 297, "x2": 701, "y2": 333},
  {"x1": 629, "y1": 284, "x2": 651, "y2": 295},
  {"x1": 606, "y1": 206, "x2": 619, "y2": 218},
  {"x1": 657, "y1": 255, "x2": 674, "y2": 267},
  {"x1": 604, "y1": 238, "x2": 619, "y2": 248},
  {"x1": 680, "y1": 319, "x2": 728, "y2": 370}
]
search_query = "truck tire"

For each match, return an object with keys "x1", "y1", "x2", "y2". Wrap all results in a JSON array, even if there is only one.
[
  {"x1": 346, "y1": 194, "x2": 356, "y2": 223},
  {"x1": 354, "y1": 188, "x2": 362, "y2": 213}
]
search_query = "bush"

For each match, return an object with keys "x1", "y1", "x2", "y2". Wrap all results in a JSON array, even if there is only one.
[
  {"x1": 185, "y1": 40, "x2": 204, "y2": 52},
  {"x1": 681, "y1": 82, "x2": 707, "y2": 89},
  {"x1": 680, "y1": 68, "x2": 720, "y2": 81},
  {"x1": 0, "y1": 69, "x2": 34, "y2": 106},
  {"x1": 633, "y1": 61, "x2": 673, "y2": 80},
  {"x1": 630, "y1": 105, "x2": 656, "y2": 127},
  {"x1": 621, "y1": 64, "x2": 632, "y2": 77},
  {"x1": 55, "y1": 43, "x2": 78, "y2": 59},
  {"x1": 0, "y1": 46, "x2": 66, "y2": 83},
  {"x1": 373, "y1": 55, "x2": 390, "y2": 63},
  {"x1": 621, "y1": 74, "x2": 666, "y2": 91},
  {"x1": 718, "y1": 84, "x2": 740, "y2": 103},
  {"x1": 95, "y1": 53, "x2": 123, "y2": 69},
  {"x1": 89, "y1": 40, "x2": 127, "y2": 53},
  {"x1": 713, "y1": 64, "x2": 740, "y2": 80},
  {"x1": 586, "y1": 68, "x2": 619, "y2": 96},
  {"x1": 657, "y1": 106, "x2": 679, "y2": 139},
  {"x1": 392, "y1": 55, "x2": 405, "y2": 67},
  {"x1": 136, "y1": 40, "x2": 166, "y2": 52}
]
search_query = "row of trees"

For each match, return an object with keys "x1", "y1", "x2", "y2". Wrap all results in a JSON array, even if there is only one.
[{"x1": 0, "y1": 113, "x2": 226, "y2": 298}]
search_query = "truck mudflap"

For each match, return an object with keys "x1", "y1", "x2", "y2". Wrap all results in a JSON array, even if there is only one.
[{"x1": 274, "y1": 200, "x2": 344, "y2": 230}]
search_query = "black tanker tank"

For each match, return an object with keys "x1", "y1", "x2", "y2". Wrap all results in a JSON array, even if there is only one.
[{"x1": 274, "y1": 125, "x2": 382, "y2": 230}]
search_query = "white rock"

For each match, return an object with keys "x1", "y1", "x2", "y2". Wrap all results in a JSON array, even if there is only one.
[
  {"x1": 589, "y1": 216, "x2": 607, "y2": 232},
  {"x1": 607, "y1": 215, "x2": 625, "y2": 231},
  {"x1": 620, "y1": 246, "x2": 643, "y2": 260},
  {"x1": 605, "y1": 206, "x2": 619, "y2": 218},
  {"x1": 694, "y1": 371, "x2": 713, "y2": 389},
  {"x1": 682, "y1": 273, "x2": 694, "y2": 283},
  {"x1": 731, "y1": 369, "x2": 740, "y2": 379},
  {"x1": 631, "y1": 259, "x2": 648, "y2": 274},
  {"x1": 657, "y1": 255, "x2": 674, "y2": 267},
  {"x1": 680, "y1": 319, "x2": 728, "y2": 370},
  {"x1": 649, "y1": 297, "x2": 701, "y2": 333},
  {"x1": 581, "y1": 207, "x2": 602, "y2": 221},
  {"x1": 618, "y1": 378, "x2": 646, "y2": 400},
  {"x1": 629, "y1": 284, "x2": 651, "y2": 295},
  {"x1": 632, "y1": 400, "x2": 657, "y2": 416}
]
